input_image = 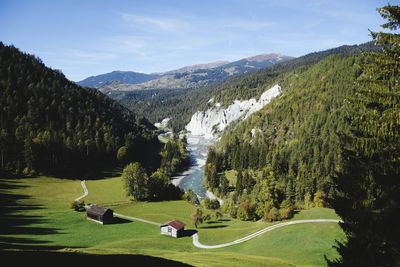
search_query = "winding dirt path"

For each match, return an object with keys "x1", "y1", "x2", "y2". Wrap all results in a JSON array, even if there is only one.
[
  {"x1": 192, "y1": 219, "x2": 341, "y2": 249},
  {"x1": 75, "y1": 180, "x2": 88, "y2": 201}
]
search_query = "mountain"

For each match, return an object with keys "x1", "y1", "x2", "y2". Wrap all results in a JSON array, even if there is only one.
[
  {"x1": 114, "y1": 42, "x2": 375, "y2": 132},
  {"x1": 186, "y1": 85, "x2": 282, "y2": 138},
  {"x1": 77, "y1": 70, "x2": 160, "y2": 88},
  {"x1": 164, "y1": 60, "x2": 229, "y2": 74},
  {"x1": 203, "y1": 54, "x2": 362, "y2": 221},
  {"x1": 0, "y1": 43, "x2": 161, "y2": 176},
  {"x1": 97, "y1": 53, "x2": 293, "y2": 92}
]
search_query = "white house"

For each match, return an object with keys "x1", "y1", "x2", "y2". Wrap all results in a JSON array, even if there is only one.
[{"x1": 160, "y1": 220, "x2": 185, "y2": 238}]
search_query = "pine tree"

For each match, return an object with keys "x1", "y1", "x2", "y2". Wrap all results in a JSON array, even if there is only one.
[
  {"x1": 236, "y1": 169, "x2": 244, "y2": 195},
  {"x1": 328, "y1": 5, "x2": 400, "y2": 266}
]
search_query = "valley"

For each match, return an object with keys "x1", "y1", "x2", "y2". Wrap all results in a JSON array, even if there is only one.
[
  {"x1": 0, "y1": 175, "x2": 344, "y2": 266},
  {"x1": 1, "y1": 2, "x2": 399, "y2": 266}
]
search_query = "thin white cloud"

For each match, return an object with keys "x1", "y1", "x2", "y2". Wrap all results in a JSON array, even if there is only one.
[{"x1": 121, "y1": 13, "x2": 189, "y2": 32}]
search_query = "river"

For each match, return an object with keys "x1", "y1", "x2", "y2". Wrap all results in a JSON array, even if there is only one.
[{"x1": 171, "y1": 134, "x2": 216, "y2": 199}]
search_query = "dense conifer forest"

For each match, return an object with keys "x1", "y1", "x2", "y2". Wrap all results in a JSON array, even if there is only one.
[
  {"x1": 204, "y1": 55, "x2": 359, "y2": 220},
  {"x1": 0, "y1": 43, "x2": 161, "y2": 176}
]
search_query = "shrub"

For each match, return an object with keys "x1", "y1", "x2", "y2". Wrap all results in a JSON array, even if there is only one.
[
  {"x1": 202, "y1": 197, "x2": 220, "y2": 210},
  {"x1": 264, "y1": 207, "x2": 280, "y2": 222},
  {"x1": 183, "y1": 189, "x2": 200, "y2": 205},
  {"x1": 214, "y1": 211, "x2": 223, "y2": 220},
  {"x1": 256, "y1": 200, "x2": 273, "y2": 219},
  {"x1": 304, "y1": 192, "x2": 315, "y2": 209},
  {"x1": 280, "y1": 199, "x2": 293, "y2": 209},
  {"x1": 313, "y1": 191, "x2": 326, "y2": 207},
  {"x1": 191, "y1": 208, "x2": 203, "y2": 228},
  {"x1": 70, "y1": 200, "x2": 85, "y2": 212},
  {"x1": 236, "y1": 200, "x2": 256, "y2": 221},
  {"x1": 279, "y1": 207, "x2": 294, "y2": 220}
]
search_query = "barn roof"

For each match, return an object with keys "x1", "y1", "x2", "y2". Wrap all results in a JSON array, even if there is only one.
[
  {"x1": 160, "y1": 220, "x2": 185, "y2": 230},
  {"x1": 87, "y1": 205, "x2": 112, "y2": 216}
]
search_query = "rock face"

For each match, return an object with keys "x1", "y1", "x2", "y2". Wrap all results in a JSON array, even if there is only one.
[
  {"x1": 186, "y1": 84, "x2": 281, "y2": 138},
  {"x1": 154, "y1": 118, "x2": 170, "y2": 129}
]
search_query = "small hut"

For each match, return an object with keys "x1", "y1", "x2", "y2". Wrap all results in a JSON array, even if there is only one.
[
  {"x1": 160, "y1": 220, "x2": 185, "y2": 238},
  {"x1": 86, "y1": 205, "x2": 113, "y2": 224}
]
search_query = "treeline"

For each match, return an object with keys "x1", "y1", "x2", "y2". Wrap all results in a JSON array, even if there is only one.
[
  {"x1": 117, "y1": 86, "x2": 218, "y2": 132},
  {"x1": 122, "y1": 136, "x2": 189, "y2": 201},
  {"x1": 205, "y1": 55, "x2": 362, "y2": 220},
  {"x1": 328, "y1": 5, "x2": 400, "y2": 266},
  {"x1": 160, "y1": 135, "x2": 190, "y2": 176},
  {"x1": 212, "y1": 41, "x2": 376, "y2": 106},
  {"x1": 0, "y1": 43, "x2": 161, "y2": 176}
]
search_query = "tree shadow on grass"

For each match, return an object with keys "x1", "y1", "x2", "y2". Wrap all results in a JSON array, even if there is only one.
[
  {"x1": 85, "y1": 167, "x2": 122, "y2": 180},
  {"x1": 205, "y1": 220, "x2": 222, "y2": 224},
  {"x1": 198, "y1": 225, "x2": 227, "y2": 229},
  {"x1": 2, "y1": 251, "x2": 193, "y2": 266},
  {"x1": 0, "y1": 178, "x2": 74, "y2": 251}
]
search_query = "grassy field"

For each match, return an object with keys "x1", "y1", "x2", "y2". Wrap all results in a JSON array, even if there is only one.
[{"x1": 0, "y1": 175, "x2": 344, "y2": 266}]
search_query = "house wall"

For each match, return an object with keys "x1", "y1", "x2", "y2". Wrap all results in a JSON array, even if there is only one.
[
  {"x1": 171, "y1": 228, "x2": 177, "y2": 237},
  {"x1": 160, "y1": 226, "x2": 170, "y2": 235},
  {"x1": 160, "y1": 226, "x2": 178, "y2": 237}
]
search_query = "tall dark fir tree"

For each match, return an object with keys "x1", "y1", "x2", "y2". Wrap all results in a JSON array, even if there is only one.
[{"x1": 328, "y1": 4, "x2": 400, "y2": 267}]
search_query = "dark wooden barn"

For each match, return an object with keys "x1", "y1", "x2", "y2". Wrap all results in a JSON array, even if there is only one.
[{"x1": 86, "y1": 205, "x2": 113, "y2": 224}]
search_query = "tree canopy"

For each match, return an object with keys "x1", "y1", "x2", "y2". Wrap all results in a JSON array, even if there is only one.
[
  {"x1": 328, "y1": 5, "x2": 400, "y2": 266},
  {"x1": 0, "y1": 43, "x2": 161, "y2": 176}
]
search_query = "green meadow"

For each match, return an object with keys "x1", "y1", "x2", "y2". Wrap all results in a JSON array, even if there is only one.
[{"x1": 0, "y1": 176, "x2": 345, "y2": 266}]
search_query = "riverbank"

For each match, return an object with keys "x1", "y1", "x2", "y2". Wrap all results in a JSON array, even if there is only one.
[{"x1": 172, "y1": 134, "x2": 216, "y2": 199}]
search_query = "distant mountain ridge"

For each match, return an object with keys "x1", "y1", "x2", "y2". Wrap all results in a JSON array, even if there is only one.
[
  {"x1": 78, "y1": 53, "x2": 293, "y2": 92},
  {"x1": 77, "y1": 70, "x2": 160, "y2": 88},
  {"x1": 114, "y1": 41, "x2": 376, "y2": 132},
  {"x1": 95, "y1": 53, "x2": 293, "y2": 93},
  {"x1": 164, "y1": 60, "x2": 230, "y2": 74}
]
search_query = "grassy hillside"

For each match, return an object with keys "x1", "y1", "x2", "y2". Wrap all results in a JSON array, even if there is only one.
[{"x1": 0, "y1": 175, "x2": 344, "y2": 266}]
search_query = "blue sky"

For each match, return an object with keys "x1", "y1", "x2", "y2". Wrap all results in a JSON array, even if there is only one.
[{"x1": 0, "y1": 0, "x2": 387, "y2": 81}]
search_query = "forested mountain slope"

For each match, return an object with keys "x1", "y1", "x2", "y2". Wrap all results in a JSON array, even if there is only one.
[
  {"x1": 205, "y1": 55, "x2": 363, "y2": 220},
  {"x1": 0, "y1": 43, "x2": 161, "y2": 176},
  {"x1": 118, "y1": 42, "x2": 375, "y2": 132}
]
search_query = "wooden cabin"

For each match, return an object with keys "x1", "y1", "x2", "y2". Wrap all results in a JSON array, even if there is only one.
[
  {"x1": 86, "y1": 205, "x2": 113, "y2": 224},
  {"x1": 160, "y1": 220, "x2": 185, "y2": 238}
]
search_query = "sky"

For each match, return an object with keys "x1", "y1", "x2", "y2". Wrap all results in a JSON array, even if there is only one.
[{"x1": 0, "y1": 0, "x2": 388, "y2": 81}]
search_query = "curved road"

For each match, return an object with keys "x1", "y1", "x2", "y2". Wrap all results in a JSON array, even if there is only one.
[
  {"x1": 192, "y1": 219, "x2": 341, "y2": 249},
  {"x1": 77, "y1": 180, "x2": 341, "y2": 249}
]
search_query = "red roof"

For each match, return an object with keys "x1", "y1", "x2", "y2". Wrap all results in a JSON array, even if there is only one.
[{"x1": 161, "y1": 220, "x2": 185, "y2": 230}]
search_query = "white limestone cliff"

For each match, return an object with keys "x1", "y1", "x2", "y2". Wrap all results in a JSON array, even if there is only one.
[{"x1": 186, "y1": 84, "x2": 281, "y2": 138}]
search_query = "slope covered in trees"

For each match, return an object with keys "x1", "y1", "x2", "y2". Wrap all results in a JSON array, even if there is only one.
[
  {"x1": 116, "y1": 42, "x2": 376, "y2": 132},
  {"x1": 328, "y1": 5, "x2": 400, "y2": 266},
  {"x1": 205, "y1": 54, "x2": 363, "y2": 221},
  {"x1": 0, "y1": 43, "x2": 161, "y2": 176}
]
